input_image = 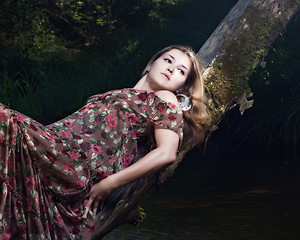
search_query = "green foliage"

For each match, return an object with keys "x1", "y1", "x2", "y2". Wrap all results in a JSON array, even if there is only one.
[
  {"x1": 0, "y1": 0, "x2": 182, "y2": 62},
  {"x1": 0, "y1": 0, "x2": 240, "y2": 124},
  {"x1": 7, "y1": 0, "x2": 298, "y2": 161},
  {"x1": 0, "y1": 0, "x2": 66, "y2": 61},
  {"x1": 0, "y1": 0, "x2": 184, "y2": 122}
]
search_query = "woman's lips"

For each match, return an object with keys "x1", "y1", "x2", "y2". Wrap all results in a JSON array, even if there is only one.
[{"x1": 162, "y1": 73, "x2": 170, "y2": 80}]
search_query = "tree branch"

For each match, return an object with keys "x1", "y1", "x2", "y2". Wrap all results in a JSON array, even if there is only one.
[{"x1": 91, "y1": 0, "x2": 300, "y2": 238}]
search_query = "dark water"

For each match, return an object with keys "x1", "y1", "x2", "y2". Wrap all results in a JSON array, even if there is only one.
[{"x1": 103, "y1": 154, "x2": 300, "y2": 240}]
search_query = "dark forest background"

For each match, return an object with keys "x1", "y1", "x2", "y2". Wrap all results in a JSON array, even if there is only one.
[{"x1": 0, "y1": 0, "x2": 299, "y2": 164}]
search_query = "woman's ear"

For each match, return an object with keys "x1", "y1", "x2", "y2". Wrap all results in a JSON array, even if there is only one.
[{"x1": 145, "y1": 61, "x2": 153, "y2": 73}]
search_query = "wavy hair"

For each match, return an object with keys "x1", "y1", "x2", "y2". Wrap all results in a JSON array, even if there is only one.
[{"x1": 142, "y1": 45, "x2": 211, "y2": 147}]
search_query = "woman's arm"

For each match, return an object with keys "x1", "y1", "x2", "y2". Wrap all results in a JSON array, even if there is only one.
[{"x1": 83, "y1": 125, "x2": 179, "y2": 218}]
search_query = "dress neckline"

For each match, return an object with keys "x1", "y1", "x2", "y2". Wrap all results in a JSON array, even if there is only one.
[{"x1": 126, "y1": 87, "x2": 179, "y2": 108}]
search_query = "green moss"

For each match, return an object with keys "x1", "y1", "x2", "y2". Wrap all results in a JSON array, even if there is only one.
[{"x1": 205, "y1": 4, "x2": 284, "y2": 123}]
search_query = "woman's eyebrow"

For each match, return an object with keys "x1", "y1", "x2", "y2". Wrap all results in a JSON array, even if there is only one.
[
  {"x1": 167, "y1": 54, "x2": 188, "y2": 70},
  {"x1": 167, "y1": 54, "x2": 175, "y2": 60}
]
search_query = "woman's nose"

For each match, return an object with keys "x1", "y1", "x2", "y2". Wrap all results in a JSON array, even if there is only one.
[{"x1": 168, "y1": 66, "x2": 174, "y2": 73}]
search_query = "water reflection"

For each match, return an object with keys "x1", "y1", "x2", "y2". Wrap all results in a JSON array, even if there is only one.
[{"x1": 103, "y1": 156, "x2": 300, "y2": 240}]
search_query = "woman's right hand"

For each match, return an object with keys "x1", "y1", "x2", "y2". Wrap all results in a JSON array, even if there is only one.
[{"x1": 83, "y1": 176, "x2": 115, "y2": 218}]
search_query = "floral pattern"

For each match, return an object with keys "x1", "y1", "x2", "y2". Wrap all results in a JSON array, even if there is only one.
[{"x1": 0, "y1": 88, "x2": 183, "y2": 239}]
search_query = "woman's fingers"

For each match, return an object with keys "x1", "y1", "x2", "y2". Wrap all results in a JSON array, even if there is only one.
[
  {"x1": 83, "y1": 197, "x2": 103, "y2": 218},
  {"x1": 83, "y1": 198, "x2": 94, "y2": 218},
  {"x1": 83, "y1": 179, "x2": 112, "y2": 218},
  {"x1": 93, "y1": 199, "x2": 100, "y2": 218}
]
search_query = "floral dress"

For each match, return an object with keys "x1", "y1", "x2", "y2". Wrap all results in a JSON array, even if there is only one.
[{"x1": 0, "y1": 88, "x2": 183, "y2": 240}]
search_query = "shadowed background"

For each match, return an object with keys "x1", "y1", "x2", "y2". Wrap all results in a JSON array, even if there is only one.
[{"x1": 0, "y1": 0, "x2": 299, "y2": 239}]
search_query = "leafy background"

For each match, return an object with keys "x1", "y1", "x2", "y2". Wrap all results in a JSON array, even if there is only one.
[{"x1": 0, "y1": 0, "x2": 299, "y2": 161}]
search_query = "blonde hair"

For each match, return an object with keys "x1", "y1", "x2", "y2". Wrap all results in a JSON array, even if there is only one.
[{"x1": 143, "y1": 45, "x2": 211, "y2": 147}]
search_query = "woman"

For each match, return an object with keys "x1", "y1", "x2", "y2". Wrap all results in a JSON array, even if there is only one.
[{"x1": 0, "y1": 45, "x2": 210, "y2": 239}]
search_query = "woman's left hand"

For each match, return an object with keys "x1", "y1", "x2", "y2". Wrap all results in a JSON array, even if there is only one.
[
  {"x1": 83, "y1": 176, "x2": 114, "y2": 218},
  {"x1": 83, "y1": 126, "x2": 179, "y2": 219}
]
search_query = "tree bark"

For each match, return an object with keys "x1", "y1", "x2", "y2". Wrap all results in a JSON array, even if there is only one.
[{"x1": 91, "y1": 0, "x2": 300, "y2": 239}]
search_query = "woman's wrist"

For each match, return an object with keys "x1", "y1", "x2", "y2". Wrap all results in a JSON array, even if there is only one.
[{"x1": 105, "y1": 174, "x2": 119, "y2": 190}]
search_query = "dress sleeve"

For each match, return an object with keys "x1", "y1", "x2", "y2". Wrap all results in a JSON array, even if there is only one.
[{"x1": 123, "y1": 90, "x2": 184, "y2": 142}]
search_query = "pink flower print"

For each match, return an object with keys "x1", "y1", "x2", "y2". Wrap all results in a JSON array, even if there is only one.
[
  {"x1": 72, "y1": 226, "x2": 80, "y2": 235},
  {"x1": 167, "y1": 102, "x2": 177, "y2": 109},
  {"x1": 32, "y1": 137, "x2": 40, "y2": 147},
  {"x1": 24, "y1": 176, "x2": 35, "y2": 190},
  {"x1": 168, "y1": 112, "x2": 177, "y2": 121},
  {"x1": 55, "y1": 138, "x2": 63, "y2": 144},
  {"x1": 12, "y1": 115, "x2": 24, "y2": 124},
  {"x1": 30, "y1": 123, "x2": 38, "y2": 131},
  {"x1": 150, "y1": 92, "x2": 156, "y2": 98},
  {"x1": 121, "y1": 153, "x2": 132, "y2": 168},
  {"x1": 2, "y1": 226, "x2": 12, "y2": 240},
  {"x1": 67, "y1": 150, "x2": 79, "y2": 160},
  {"x1": 80, "y1": 142, "x2": 91, "y2": 152},
  {"x1": 63, "y1": 163, "x2": 75, "y2": 172},
  {"x1": 130, "y1": 129, "x2": 140, "y2": 138},
  {"x1": 106, "y1": 148, "x2": 113, "y2": 156},
  {"x1": 40, "y1": 202, "x2": 46, "y2": 214},
  {"x1": 96, "y1": 171, "x2": 108, "y2": 180},
  {"x1": 42, "y1": 176, "x2": 51, "y2": 186},
  {"x1": 81, "y1": 124, "x2": 93, "y2": 134},
  {"x1": 121, "y1": 133, "x2": 126, "y2": 141},
  {"x1": 45, "y1": 151, "x2": 57, "y2": 164},
  {"x1": 86, "y1": 103, "x2": 96, "y2": 111},
  {"x1": 41, "y1": 131, "x2": 54, "y2": 141},
  {"x1": 126, "y1": 113, "x2": 138, "y2": 125},
  {"x1": 0, "y1": 111, "x2": 8, "y2": 121},
  {"x1": 95, "y1": 114, "x2": 102, "y2": 123},
  {"x1": 138, "y1": 92, "x2": 148, "y2": 101},
  {"x1": 12, "y1": 114, "x2": 25, "y2": 124},
  {"x1": 133, "y1": 147, "x2": 137, "y2": 155},
  {"x1": 157, "y1": 102, "x2": 165, "y2": 112},
  {"x1": 105, "y1": 114, "x2": 116, "y2": 130},
  {"x1": 92, "y1": 144, "x2": 102, "y2": 155},
  {"x1": 63, "y1": 122, "x2": 75, "y2": 130},
  {"x1": 0, "y1": 134, "x2": 5, "y2": 147},
  {"x1": 75, "y1": 179, "x2": 85, "y2": 190},
  {"x1": 109, "y1": 158, "x2": 115, "y2": 165},
  {"x1": 56, "y1": 212, "x2": 64, "y2": 224},
  {"x1": 44, "y1": 222, "x2": 50, "y2": 232},
  {"x1": 7, "y1": 176, "x2": 16, "y2": 189},
  {"x1": 59, "y1": 130, "x2": 73, "y2": 138},
  {"x1": 17, "y1": 114, "x2": 25, "y2": 122},
  {"x1": 18, "y1": 224, "x2": 26, "y2": 236}
]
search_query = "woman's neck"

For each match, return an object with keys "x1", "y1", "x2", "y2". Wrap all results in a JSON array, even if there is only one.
[{"x1": 133, "y1": 75, "x2": 154, "y2": 92}]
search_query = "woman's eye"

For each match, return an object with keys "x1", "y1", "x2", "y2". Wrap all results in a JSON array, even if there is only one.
[
  {"x1": 164, "y1": 58, "x2": 172, "y2": 63},
  {"x1": 178, "y1": 68, "x2": 185, "y2": 75}
]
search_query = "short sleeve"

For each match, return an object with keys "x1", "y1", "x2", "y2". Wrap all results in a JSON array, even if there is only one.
[{"x1": 122, "y1": 89, "x2": 184, "y2": 142}]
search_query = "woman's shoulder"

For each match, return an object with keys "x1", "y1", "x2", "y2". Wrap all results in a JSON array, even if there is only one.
[{"x1": 155, "y1": 90, "x2": 179, "y2": 106}]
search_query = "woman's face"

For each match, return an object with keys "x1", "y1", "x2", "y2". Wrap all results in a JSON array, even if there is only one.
[{"x1": 145, "y1": 49, "x2": 192, "y2": 92}]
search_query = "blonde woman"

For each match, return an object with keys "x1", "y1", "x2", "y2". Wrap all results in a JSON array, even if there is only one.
[{"x1": 0, "y1": 45, "x2": 209, "y2": 239}]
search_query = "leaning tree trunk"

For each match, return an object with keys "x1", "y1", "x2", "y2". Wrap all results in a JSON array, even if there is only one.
[{"x1": 91, "y1": 0, "x2": 300, "y2": 238}]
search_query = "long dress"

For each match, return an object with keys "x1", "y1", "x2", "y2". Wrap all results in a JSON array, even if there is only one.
[{"x1": 0, "y1": 88, "x2": 183, "y2": 239}]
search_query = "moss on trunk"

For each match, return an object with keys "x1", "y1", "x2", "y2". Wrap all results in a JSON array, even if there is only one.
[{"x1": 203, "y1": 3, "x2": 298, "y2": 123}]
